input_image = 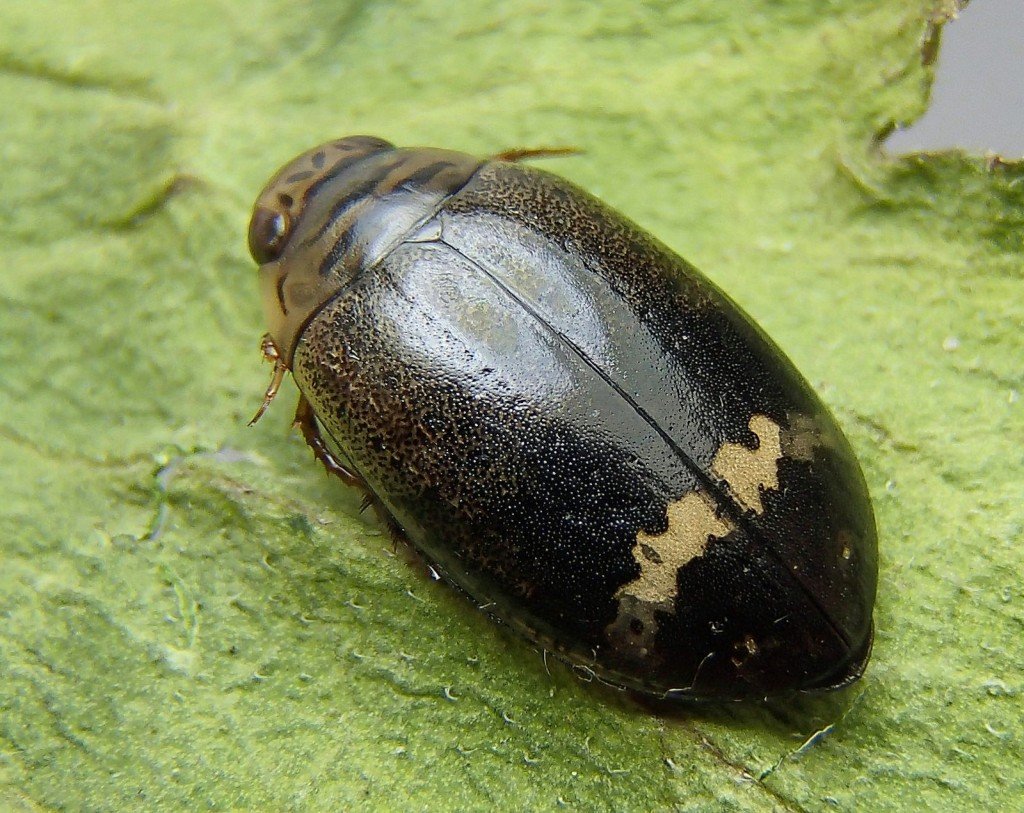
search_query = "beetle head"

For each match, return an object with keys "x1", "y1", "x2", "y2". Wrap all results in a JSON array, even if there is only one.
[
  {"x1": 249, "y1": 136, "x2": 396, "y2": 366},
  {"x1": 250, "y1": 136, "x2": 482, "y2": 368}
]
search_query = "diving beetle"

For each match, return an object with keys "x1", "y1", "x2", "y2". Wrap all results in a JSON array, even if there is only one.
[{"x1": 248, "y1": 136, "x2": 877, "y2": 700}]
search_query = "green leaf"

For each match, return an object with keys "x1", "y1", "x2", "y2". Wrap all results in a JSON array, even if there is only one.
[{"x1": 1, "y1": 1, "x2": 1021, "y2": 809}]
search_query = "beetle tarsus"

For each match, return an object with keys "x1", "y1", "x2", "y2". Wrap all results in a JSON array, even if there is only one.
[{"x1": 249, "y1": 334, "x2": 286, "y2": 426}]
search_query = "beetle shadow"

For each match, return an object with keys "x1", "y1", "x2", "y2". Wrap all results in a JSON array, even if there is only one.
[
  {"x1": 524, "y1": 638, "x2": 869, "y2": 747},
  {"x1": 607, "y1": 679, "x2": 869, "y2": 746}
]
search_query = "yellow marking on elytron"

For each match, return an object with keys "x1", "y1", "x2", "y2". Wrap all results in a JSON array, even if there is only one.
[
  {"x1": 607, "y1": 413, "x2": 785, "y2": 645},
  {"x1": 615, "y1": 489, "x2": 732, "y2": 607},
  {"x1": 711, "y1": 414, "x2": 783, "y2": 515}
]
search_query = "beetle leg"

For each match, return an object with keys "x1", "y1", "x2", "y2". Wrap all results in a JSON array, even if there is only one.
[
  {"x1": 491, "y1": 146, "x2": 581, "y2": 163},
  {"x1": 294, "y1": 396, "x2": 412, "y2": 553},
  {"x1": 374, "y1": 505, "x2": 407, "y2": 553},
  {"x1": 292, "y1": 394, "x2": 413, "y2": 552},
  {"x1": 292, "y1": 395, "x2": 366, "y2": 489},
  {"x1": 249, "y1": 334, "x2": 287, "y2": 426}
]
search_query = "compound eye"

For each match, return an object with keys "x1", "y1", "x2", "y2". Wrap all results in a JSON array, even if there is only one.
[{"x1": 248, "y1": 205, "x2": 292, "y2": 264}]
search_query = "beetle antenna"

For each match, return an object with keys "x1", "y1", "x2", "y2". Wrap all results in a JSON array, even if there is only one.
[{"x1": 492, "y1": 146, "x2": 582, "y2": 163}]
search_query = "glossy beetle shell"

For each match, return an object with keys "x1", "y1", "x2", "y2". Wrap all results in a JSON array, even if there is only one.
[{"x1": 249, "y1": 136, "x2": 877, "y2": 700}]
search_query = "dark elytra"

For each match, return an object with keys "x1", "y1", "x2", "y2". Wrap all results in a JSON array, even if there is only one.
[{"x1": 248, "y1": 136, "x2": 877, "y2": 701}]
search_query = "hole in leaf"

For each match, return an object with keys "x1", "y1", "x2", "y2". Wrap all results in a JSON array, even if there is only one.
[{"x1": 885, "y1": 0, "x2": 1024, "y2": 158}]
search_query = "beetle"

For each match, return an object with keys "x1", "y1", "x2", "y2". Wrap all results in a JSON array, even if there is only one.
[{"x1": 247, "y1": 135, "x2": 877, "y2": 700}]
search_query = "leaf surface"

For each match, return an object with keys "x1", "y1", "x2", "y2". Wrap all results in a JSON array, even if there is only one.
[{"x1": 1, "y1": 1, "x2": 1021, "y2": 810}]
